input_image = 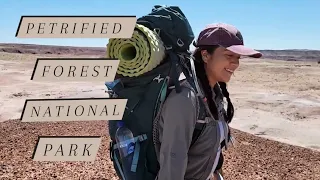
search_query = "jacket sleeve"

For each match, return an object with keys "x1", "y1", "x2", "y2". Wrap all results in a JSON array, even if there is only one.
[{"x1": 157, "y1": 89, "x2": 197, "y2": 180}]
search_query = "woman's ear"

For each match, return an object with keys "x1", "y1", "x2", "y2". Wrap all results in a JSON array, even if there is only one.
[{"x1": 201, "y1": 50, "x2": 210, "y2": 63}]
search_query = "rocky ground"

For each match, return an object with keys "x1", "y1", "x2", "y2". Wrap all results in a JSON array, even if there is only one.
[
  {"x1": 1, "y1": 120, "x2": 319, "y2": 180},
  {"x1": 0, "y1": 43, "x2": 319, "y2": 180}
]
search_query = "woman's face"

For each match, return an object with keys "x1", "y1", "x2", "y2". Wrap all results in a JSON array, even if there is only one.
[{"x1": 202, "y1": 46, "x2": 240, "y2": 83}]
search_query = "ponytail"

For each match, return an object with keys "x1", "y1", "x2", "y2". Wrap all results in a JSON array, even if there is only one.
[
  {"x1": 218, "y1": 82, "x2": 234, "y2": 123},
  {"x1": 194, "y1": 53, "x2": 219, "y2": 120}
]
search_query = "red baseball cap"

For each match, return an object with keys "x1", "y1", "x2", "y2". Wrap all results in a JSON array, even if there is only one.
[{"x1": 194, "y1": 23, "x2": 262, "y2": 58}]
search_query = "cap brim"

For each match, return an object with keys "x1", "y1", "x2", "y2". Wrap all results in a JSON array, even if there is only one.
[{"x1": 226, "y1": 45, "x2": 262, "y2": 58}]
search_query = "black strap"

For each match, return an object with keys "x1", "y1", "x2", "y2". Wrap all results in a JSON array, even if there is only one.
[
  {"x1": 167, "y1": 51, "x2": 182, "y2": 93},
  {"x1": 172, "y1": 53, "x2": 207, "y2": 148},
  {"x1": 166, "y1": 79, "x2": 206, "y2": 148},
  {"x1": 190, "y1": 96, "x2": 206, "y2": 147},
  {"x1": 220, "y1": 128, "x2": 231, "y2": 149},
  {"x1": 215, "y1": 152, "x2": 224, "y2": 170},
  {"x1": 190, "y1": 122, "x2": 205, "y2": 147}
]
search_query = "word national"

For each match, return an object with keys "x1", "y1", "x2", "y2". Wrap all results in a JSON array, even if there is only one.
[
  {"x1": 21, "y1": 98, "x2": 127, "y2": 122},
  {"x1": 31, "y1": 104, "x2": 119, "y2": 117}
]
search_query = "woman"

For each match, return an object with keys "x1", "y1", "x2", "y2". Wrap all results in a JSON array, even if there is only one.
[{"x1": 154, "y1": 23, "x2": 262, "y2": 180}]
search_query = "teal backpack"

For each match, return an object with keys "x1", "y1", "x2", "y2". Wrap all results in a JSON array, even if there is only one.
[{"x1": 106, "y1": 5, "x2": 208, "y2": 180}]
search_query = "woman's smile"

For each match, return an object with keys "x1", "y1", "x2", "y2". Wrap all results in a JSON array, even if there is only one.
[{"x1": 225, "y1": 68, "x2": 234, "y2": 74}]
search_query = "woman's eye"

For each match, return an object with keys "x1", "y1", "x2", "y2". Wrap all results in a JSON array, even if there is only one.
[{"x1": 226, "y1": 55, "x2": 232, "y2": 58}]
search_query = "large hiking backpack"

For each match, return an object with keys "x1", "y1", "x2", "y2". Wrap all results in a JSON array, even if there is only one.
[
  {"x1": 137, "y1": 5, "x2": 195, "y2": 52},
  {"x1": 107, "y1": 5, "x2": 206, "y2": 180}
]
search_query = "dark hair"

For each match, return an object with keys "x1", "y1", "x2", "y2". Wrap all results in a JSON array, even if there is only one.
[{"x1": 192, "y1": 45, "x2": 234, "y2": 123}]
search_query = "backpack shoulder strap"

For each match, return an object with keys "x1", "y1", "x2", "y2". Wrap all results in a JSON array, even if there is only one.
[
  {"x1": 166, "y1": 52, "x2": 207, "y2": 148},
  {"x1": 178, "y1": 79, "x2": 207, "y2": 148},
  {"x1": 190, "y1": 95, "x2": 206, "y2": 147}
]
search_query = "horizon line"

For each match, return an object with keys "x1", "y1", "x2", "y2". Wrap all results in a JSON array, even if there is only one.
[{"x1": 1, "y1": 42, "x2": 320, "y2": 51}]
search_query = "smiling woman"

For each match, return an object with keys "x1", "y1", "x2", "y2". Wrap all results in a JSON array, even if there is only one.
[
  {"x1": 154, "y1": 22, "x2": 262, "y2": 180},
  {"x1": 193, "y1": 45, "x2": 240, "y2": 84}
]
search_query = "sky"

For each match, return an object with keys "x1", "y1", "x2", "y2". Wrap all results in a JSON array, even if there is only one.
[{"x1": 0, "y1": 0, "x2": 319, "y2": 50}]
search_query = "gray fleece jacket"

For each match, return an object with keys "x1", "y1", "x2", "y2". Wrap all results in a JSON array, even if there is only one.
[{"x1": 154, "y1": 82, "x2": 230, "y2": 180}]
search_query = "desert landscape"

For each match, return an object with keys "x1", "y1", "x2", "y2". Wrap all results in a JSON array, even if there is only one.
[{"x1": 0, "y1": 43, "x2": 319, "y2": 180}]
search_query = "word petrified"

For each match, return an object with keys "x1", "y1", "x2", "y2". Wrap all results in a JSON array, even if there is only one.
[
  {"x1": 31, "y1": 58, "x2": 119, "y2": 82},
  {"x1": 32, "y1": 137, "x2": 101, "y2": 161},
  {"x1": 26, "y1": 22, "x2": 122, "y2": 35},
  {"x1": 16, "y1": 16, "x2": 136, "y2": 38},
  {"x1": 20, "y1": 98, "x2": 127, "y2": 122}
]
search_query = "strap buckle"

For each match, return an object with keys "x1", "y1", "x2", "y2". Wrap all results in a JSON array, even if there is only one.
[{"x1": 113, "y1": 134, "x2": 148, "y2": 173}]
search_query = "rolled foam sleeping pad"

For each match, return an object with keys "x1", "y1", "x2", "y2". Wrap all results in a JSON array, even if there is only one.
[{"x1": 106, "y1": 24, "x2": 166, "y2": 77}]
